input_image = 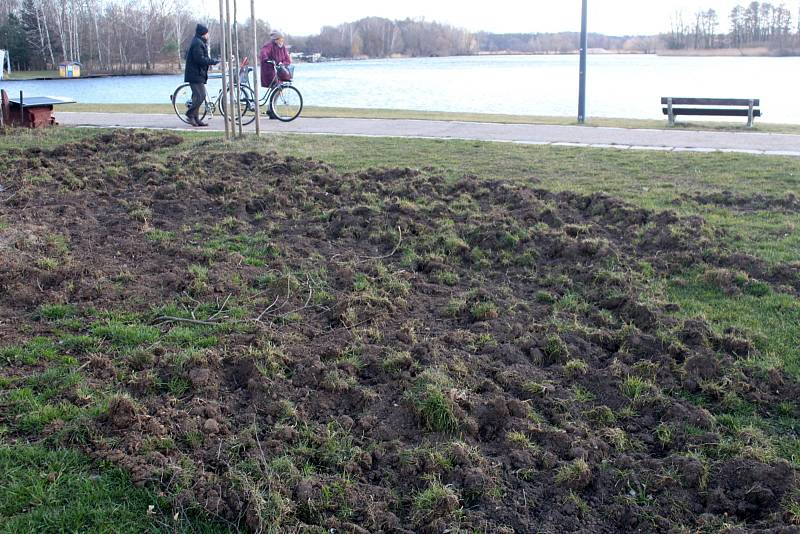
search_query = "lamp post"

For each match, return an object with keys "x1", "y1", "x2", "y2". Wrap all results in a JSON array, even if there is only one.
[{"x1": 578, "y1": 0, "x2": 588, "y2": 124}]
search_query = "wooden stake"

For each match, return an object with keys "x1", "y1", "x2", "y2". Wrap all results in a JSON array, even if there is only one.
[
  {"x1": 217, "y1": 0, "x2": 230, "y2": 140},
  {"x1": 251, "y1": 0, "x2": 260, "y2": 136},
  {"x1": 225, "y1": 0, "x2": 235, "y2": 137},
  {"x1": 233, "y1": 0, "x2": 243, "y2": 137}
]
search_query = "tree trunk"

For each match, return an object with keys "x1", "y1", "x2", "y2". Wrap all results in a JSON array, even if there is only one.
[{"x1": 92, "y1": 2, "x2": 101, "y2": 68}]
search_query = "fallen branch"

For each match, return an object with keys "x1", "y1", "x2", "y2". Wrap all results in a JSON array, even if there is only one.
[
  {"x1": 356, "y1": 226, "x2": 403, "y2": 264},
  {"x1": 206, "y1": 293, "x2": 232, "y2": 322},
  {"x1": 255, "y1": 294, "x2": 281, "y2": 322},
  {"x1": 154, "y1": 316, "x2": 223, "y2": 326}
]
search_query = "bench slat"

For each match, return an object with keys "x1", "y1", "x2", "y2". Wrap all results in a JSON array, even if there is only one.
[
  {"x1": 660, "y1": 97, "x2": 760, "y2": 106},
  {"x1": 662, "y1": 108, "x2": 762, "y2": 117}
]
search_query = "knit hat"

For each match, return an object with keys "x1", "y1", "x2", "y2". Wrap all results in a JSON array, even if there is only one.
[
  {"x1": 270, "y1": 30, "x2": 284, "y2": 40},
  {"x1": 196, "y1": 23, "x2": 209, "y2": 36}
]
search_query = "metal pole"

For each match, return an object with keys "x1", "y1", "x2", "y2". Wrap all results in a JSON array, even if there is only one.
[
  {"x1": 578, "y1": 0, "x2": 588, "y2": 124},
  {"x1": 218, "y1": 2, "x2": 230, "y2": 140},
  {"x1": 251, "y1": 0, "x2": 260, "y2": 136},
  {"x1": 225, "y1": 0, "x2": 236, "y2": 137}
]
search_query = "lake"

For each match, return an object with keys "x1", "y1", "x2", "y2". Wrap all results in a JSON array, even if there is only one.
[{"x1": 3, "y1": 54, "x2": 799, "y2": 122}]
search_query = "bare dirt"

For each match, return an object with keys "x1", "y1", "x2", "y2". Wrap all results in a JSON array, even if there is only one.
[
  {"x1": 675, "y1": 191, "x2": 800, "y2": 213},
  {"x1": 1, "y1": 131, "x2": 798, "y2": 533}
]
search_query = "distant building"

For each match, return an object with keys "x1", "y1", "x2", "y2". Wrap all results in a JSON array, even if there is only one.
[
  {"x1": 290, "y1": 52, "x2": 323, "y2": 63},
  {"x1": 59, "y1": 61, "x2": 81, "y2": 78}
]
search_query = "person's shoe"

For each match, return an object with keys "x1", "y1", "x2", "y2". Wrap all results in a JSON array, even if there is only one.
[
  {"x1": 185, "y1": 114, "x2": 199, "y2": 126},
  {"x1": 195, "y1": 119, "x2": 209, "y2": 127}
]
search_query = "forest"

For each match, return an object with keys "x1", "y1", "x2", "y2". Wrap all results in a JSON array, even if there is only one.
[
  {"x1": 1, "y1": 1, "x2": 799, "y2": 74},
  {"x1": 664, "y1": 2, "x2": 800, "y2": 51}
]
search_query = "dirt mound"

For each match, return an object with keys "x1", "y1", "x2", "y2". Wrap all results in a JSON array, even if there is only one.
[
  {"x1": 676, "y1": 190, "x2": 800, "y2": 213},
  {"x1": 1, "y1": 131, "x2": 798, "y2": 533}
]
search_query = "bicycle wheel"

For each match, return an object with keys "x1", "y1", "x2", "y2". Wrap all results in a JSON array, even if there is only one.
[
  {"x1": 218, "y1": 85, "x2": 256, "y2": 126},
  {"x1": 238, "y1": 85, "x2": 256, "y2": 126},
  {"x1": 269, "y1": 85, "x2": 303, "y2": 122},
  {"x1": 171, "y1": 83, "x2": 208, "y2": 124}
]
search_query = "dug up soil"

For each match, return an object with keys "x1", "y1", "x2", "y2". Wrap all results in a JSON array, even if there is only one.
[{"x1": 0, "y1": 131, "x2": 799, "y2": 533}]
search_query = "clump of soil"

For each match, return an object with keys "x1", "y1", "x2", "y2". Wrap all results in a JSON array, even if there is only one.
[
  {"x1": 676, "y1": 190, "x2": 800, "y2": 213},
  {"x1": 1, "y1": 131, "x2": 798, "y2": 533}
]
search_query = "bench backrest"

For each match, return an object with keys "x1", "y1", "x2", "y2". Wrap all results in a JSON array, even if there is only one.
[{"x1": 660, "y1": 97, "x2": 759, "y2": 106}]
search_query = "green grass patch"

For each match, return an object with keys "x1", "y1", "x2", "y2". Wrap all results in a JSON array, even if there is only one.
[
  {"x1": 163, "y1": 326, "x2": 219, "y2": 349},
  {"x1": 4, "y1": 70, "x2": 59, "y2": 80},
  {"x1": 0, "y1": 444, "x2": 230, "y2": 533},
  {"x1": 65, "y1": 103, "x2": 800, "y2": 134},
  {"x1": 667, "y1": 274, "x2": 800, "y2": 378},
  {"x1": 407, "y1": 373, "x2": 461, "y2": 434},
  {"x1": 37, "y1": 304, "x2": 78, "y2": 320},
  {"x1": 1, "y1": 338, "x2": 62, "y2": 366},
  {"x1": 204, "y1": 231, "x2": 280, "y2": 267},
  {"x1": 90, "y1": 321, "x2": 160, "y2": 348}
]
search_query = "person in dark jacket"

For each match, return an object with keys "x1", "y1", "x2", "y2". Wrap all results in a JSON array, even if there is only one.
[{"x1": 184, "y1": 24, "x2": 218, "y2": 127}]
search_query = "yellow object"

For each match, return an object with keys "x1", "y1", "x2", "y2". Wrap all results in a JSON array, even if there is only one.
[{"x1": 58, "y1": 62, "x2": 81, "y2": 78}]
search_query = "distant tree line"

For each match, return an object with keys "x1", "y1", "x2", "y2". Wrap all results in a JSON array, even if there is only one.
[
  {"x1": 292, "y1": 17, "x2": 478, "y2": 58},
  {"x1": 665, "y1": 1, "x2": 800, "y2": 51},
  {"x1": 289, "y1": 20, "x2": 664, "y2": 57},
  {"x1": 6, "y1": 2, "x2": 800, "y2": 73},
  {"x1": 476, "y1": 32, "x2": 659, "y2": 54},
  {"x1": 0, "y1": 0, "x2": 273, "y2": 73}
]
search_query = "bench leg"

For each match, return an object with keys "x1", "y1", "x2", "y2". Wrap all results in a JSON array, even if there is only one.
[
  {"x1": 667, "y1": 98, "x2": 674, "y2": 126},
  {"x1": 747, "y1": 100, "x2": 754, "y2": 128}
]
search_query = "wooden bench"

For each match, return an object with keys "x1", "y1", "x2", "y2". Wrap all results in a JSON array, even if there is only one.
[{"x1": 661, "y1": 97, "x2": 761, "y2": 127}]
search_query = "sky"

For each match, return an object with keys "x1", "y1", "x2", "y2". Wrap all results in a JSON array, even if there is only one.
[{"x1": 214, "y1": 0, "x2": 799, "y2": 37}]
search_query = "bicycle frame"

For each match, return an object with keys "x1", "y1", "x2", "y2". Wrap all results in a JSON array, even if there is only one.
[{"x1": 242, "y1": 62, "x2": 294, "y2": 106}]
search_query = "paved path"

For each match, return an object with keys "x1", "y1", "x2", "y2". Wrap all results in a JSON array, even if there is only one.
[{"x1": 57, "y1": 112, "x2": 800, "y2": 157}]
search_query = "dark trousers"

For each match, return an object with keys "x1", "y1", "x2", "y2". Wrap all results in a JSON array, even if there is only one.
[{"x1": 187, "y1": 83, "x2": 206, "y2": 118}]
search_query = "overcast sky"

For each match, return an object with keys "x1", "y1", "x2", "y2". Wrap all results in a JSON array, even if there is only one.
[{"x1": 213, "y1": 0, "x2": 800, "y2": 37}]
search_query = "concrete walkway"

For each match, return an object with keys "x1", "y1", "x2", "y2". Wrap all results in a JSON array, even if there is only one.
[{"x1": 57, "y1": 112, "x2": 800, "y2": 157}]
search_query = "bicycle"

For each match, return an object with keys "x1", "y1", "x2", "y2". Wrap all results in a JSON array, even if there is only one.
[
  {"x1": 250, "y1": 59, "x2": 303, "y2": 122},
  {"x1": 171, "y1": 58, "x2": 302, "y2": 125},
  {"x1": 170, "y1": 70, "x2": 255, "y2": 126}
]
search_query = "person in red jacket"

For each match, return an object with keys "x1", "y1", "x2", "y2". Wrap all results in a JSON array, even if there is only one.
[{"x1": 259, "y1": 30, "x2": 292, "y2": 89}]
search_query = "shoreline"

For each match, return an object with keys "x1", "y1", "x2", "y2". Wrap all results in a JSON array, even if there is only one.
[
  {"x1": 4, "y1": 71, "x2": 182, "y2": 81},
  {"x1": 5, "y1": 47, "x2": 800, "y2": 81},
  {"x1": 656, "y1": 46, "x2": 800, "y2": 57}
]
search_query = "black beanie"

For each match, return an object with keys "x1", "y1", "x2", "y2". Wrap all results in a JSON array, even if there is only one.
[{"x1": 196, "y1": 23, "x2": 209, "y2": 36}]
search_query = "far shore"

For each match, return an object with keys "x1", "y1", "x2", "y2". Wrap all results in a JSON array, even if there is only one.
[
  {"x1": 656, "y1": 46, "x2": 800, "y2": 57},
  {"x1": 4, "y1": 48, "x2": 798, "y2": 81}
]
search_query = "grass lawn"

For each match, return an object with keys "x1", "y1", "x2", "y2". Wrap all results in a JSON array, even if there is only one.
[
  {"x1": 1, "y1": 127, "x2": 798, "y2": 530},
  {"x1": 3, "y1": 70, "x2": 59, "y2": 80},
  {"x1": 63, "y1": 103, "x2": 800, "y2": 134}
]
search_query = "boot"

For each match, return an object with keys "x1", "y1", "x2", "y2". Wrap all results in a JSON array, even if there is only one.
[
  {"x1": 195, "y1": 118, "x2": 209, "y2": 127},
  {"x1": 185, "y1": 113, "x2": 199, "y2": 126}
]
